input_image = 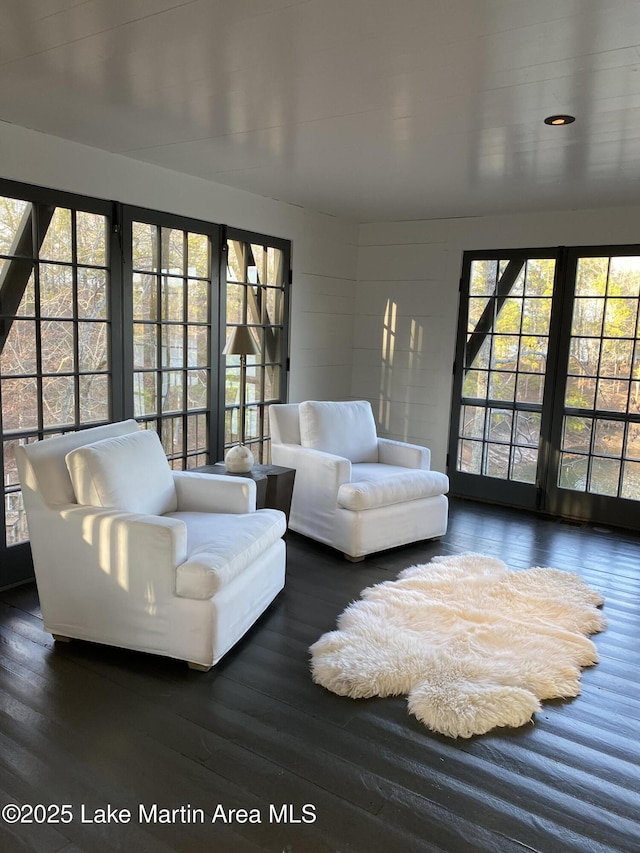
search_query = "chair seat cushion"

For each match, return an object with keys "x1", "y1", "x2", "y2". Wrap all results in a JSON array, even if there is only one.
[
  {"x1": 170, "y1": 509, "x2": 286, "y2": 599},
  {"x1": 338, "y1": 467, "x2": 449, "y2": 511}
]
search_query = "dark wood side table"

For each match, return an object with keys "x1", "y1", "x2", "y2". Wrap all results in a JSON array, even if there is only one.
[{"x1": 193, "y1": 462, "x2": 296, "y2": 523}]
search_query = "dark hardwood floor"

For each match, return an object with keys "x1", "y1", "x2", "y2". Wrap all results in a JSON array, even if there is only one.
[{"x1": 0, "y1": 498, "x2": 639, "y2": 853}]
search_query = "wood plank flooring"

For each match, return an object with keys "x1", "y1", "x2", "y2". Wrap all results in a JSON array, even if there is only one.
[{"x1": 0, "y1": 498, "x2": 639, "y2": 853}]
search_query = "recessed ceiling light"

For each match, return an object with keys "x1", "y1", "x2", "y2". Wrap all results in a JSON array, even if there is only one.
[{"x1": 544, "y1": 115, "x2": 576, "y2": 126}]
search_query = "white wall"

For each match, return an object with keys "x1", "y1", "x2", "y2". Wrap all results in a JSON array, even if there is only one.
[
  {"x1": 0, "y1": 120, "x2": 358, "y2": 403},
  {"x1": 357, "y1": 207, "x2": 640, "y2": 471}
]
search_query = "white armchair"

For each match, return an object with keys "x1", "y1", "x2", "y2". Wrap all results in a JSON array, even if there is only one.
[
  {"x1": 16, "y1": 420, "x2": 286, "y2": 670},
  {"x1": 270, "y1": 400, "x2": 448, "y2": 561}
]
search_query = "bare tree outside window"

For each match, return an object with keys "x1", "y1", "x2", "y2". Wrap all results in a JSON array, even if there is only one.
[
  {"x1": 451, "y1": 247, "x2": 640, "y2": 530},
  {"x1": 1, "y1": 186, "x2": 291, "y2": 591},
  {"x1": 1, "y1": 195, "x2": 111, "y2": 549},
  {"x1": 224, "y1": 233, "x2": 289, "y2": 464},
  {"x1": 129, "y1": 218, "x2": 213, "y2": 469}
]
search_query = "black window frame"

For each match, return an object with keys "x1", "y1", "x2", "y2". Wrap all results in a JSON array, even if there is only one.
[
  {"x1": 0, "y1": 179, "x2": 121, "y2": 586},
  {"x1": 120, "y1": 205, "x2": 225, "y2": 467},
  {"x1": 0, "y1": 178, "x2": 292, "y2": 587},
  {"x1": 223, "y1": 226, "x2": 291, "y2": 464},
  {"x1": 449, "y1": 243, "x2": 640, "y2": 532}
]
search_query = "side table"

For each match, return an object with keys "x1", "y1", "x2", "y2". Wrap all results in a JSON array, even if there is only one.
[{"x1": 192, "y1": 462, "x2": 296, "y2": 523}]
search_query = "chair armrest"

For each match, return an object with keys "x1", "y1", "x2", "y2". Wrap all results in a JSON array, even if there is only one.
[
  {"x1": 271, "y1": 444, "x2": 351, "y2": 489},
  {"x1": 271, "y1": 444, "x2": 351, "y2": 524},
  {"x1": 32, "y1": 505, "x2": 188, "y2": 646},
  {"x1": 377, "y1": 437, "x2": 431, "y2": 470},
  {"x1": 172, "y1": 471, "x2": 256, "y2": 513},
  {"x1": 58, "y1": 504, "x2": 188, "y2": 569},
  {"x1": 271, "y1": 444, "x2": 351, "y2": 540}
]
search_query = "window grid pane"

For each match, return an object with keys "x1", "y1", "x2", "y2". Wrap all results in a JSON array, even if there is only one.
[
  {"x1": 131, "y1": 220, "x2": 212, "y2": 468},
  {"x1": 1, "y1": 191, "x2": 290, "y2": 573},
  {"x1": 224, "y1": 234, "x2": 289, "y2": 464},
  {"x1": 0, "y1": 197, "x2": 111, "y2": 550},
  {"x1": 561, "y1": 255, "x2": 640, "y2": 500},
  {"x1": 457, "y1": 256, "x2": 555, "y2": 483}
]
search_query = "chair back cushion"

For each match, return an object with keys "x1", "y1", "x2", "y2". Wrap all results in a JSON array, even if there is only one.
[
  {"x1": 16, "y1": 420, "x2": 139, "y2": 508},
  {"x1": 66, "y1": 429, "x2": 178, "y2": 516},
  {"x1": 299, "y1": 400, "x2": 378, "y2": 463}
]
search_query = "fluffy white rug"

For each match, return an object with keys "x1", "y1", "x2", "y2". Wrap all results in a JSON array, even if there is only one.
[{"x1": 310, "y1": 553, "x2": 606, "y2": 738}]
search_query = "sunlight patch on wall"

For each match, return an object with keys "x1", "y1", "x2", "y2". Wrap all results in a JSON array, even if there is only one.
[
  {"x1": 403, "y1": 317, "x2": 425, "y2": 441},
  {"x1": 145, "y1": 580, "x2": 157, "y2": 617},
  {"x1": 379, "y1": 299, "x2": 397, "y2": 431}
]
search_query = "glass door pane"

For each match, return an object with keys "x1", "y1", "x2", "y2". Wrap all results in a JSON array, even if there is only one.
[
  {"x1": 224, "y1": 230, "x2": 290, "y2": 464},
  {"x1": 452, "y1": 245, "x2": 640, "y2": 530},
  {"x1": 548, "y1": 251, "x2": 640, "y2": 526},
  {"x1": 0, "y1": 188, "x2": 113, "y2": 586},
  {"x1": 449, "y1": 252, "x2": 558, "y2": 508},
  {"x1": 126, "y1": 212, "x2": 219, "y2": 469}
]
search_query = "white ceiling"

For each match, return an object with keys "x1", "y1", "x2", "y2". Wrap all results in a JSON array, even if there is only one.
[{"x1": 3, "y1": 0, "x2": 640, "y2": 222}]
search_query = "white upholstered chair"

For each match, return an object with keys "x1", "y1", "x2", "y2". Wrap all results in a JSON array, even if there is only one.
[
  {"x1": 16, "y1": 420, "x2": 286, "y2": 671},
  {"x1": 270, "y1": 400, "x2": 449, "y2": 561}
]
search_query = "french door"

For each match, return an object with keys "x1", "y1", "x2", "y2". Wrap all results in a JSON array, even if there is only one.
[
  {"x1": 224, "y1": 228, "x2": 291, "y2": 465},
  {"x1": 0, "y1": 183, "x2": 117, "y2": 585},
  {"x1": 1, "y1": 180, "x2": 293, "y2": 587},
  {"x1": 449, "y1": 245, "x2": 640, "y2": 530},
  {"x1": 120, "y1": 207, "x2": 223, "y2": 468}
]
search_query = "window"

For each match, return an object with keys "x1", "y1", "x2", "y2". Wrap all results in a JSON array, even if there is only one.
[
  {"x1": 453, "y1": 253, "x2": 556, "y2": 489},
  {"x1": 0, "y1": 182, "x2": 291, "y2": 587},
  {"x1": 449, "y1": 245, "x2": 640, "y2": 530},
  {"x1": 224, "y1": 229, "x2": 290, "y2": 463},
  {"x1": 122, "y1": 209, "x2": 221, "y2": 469},
  {"x1": 557, "y1": 254, "x2": 640, "y2": 503},
  {"x1": 0, "y1": 184, "x2": 115, "y2": 584}
]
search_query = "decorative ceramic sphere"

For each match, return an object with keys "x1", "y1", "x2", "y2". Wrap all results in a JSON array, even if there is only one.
[{"x1": 224, "y1": 444, "x2": 255, "y2": 473}]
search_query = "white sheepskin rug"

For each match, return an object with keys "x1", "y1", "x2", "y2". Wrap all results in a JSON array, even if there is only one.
[{"x1": 309, "y1": 553, "x2": 606, "y2": 738}]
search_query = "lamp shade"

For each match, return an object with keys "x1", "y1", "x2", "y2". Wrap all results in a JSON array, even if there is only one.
[{"x1": 222, "y1": 326, "x2": 260, "y2": 356}]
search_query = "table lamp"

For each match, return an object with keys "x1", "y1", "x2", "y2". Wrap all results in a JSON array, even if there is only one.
[{"x1": 223, "y1": 325, "x2": 260, "y2": 472}]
